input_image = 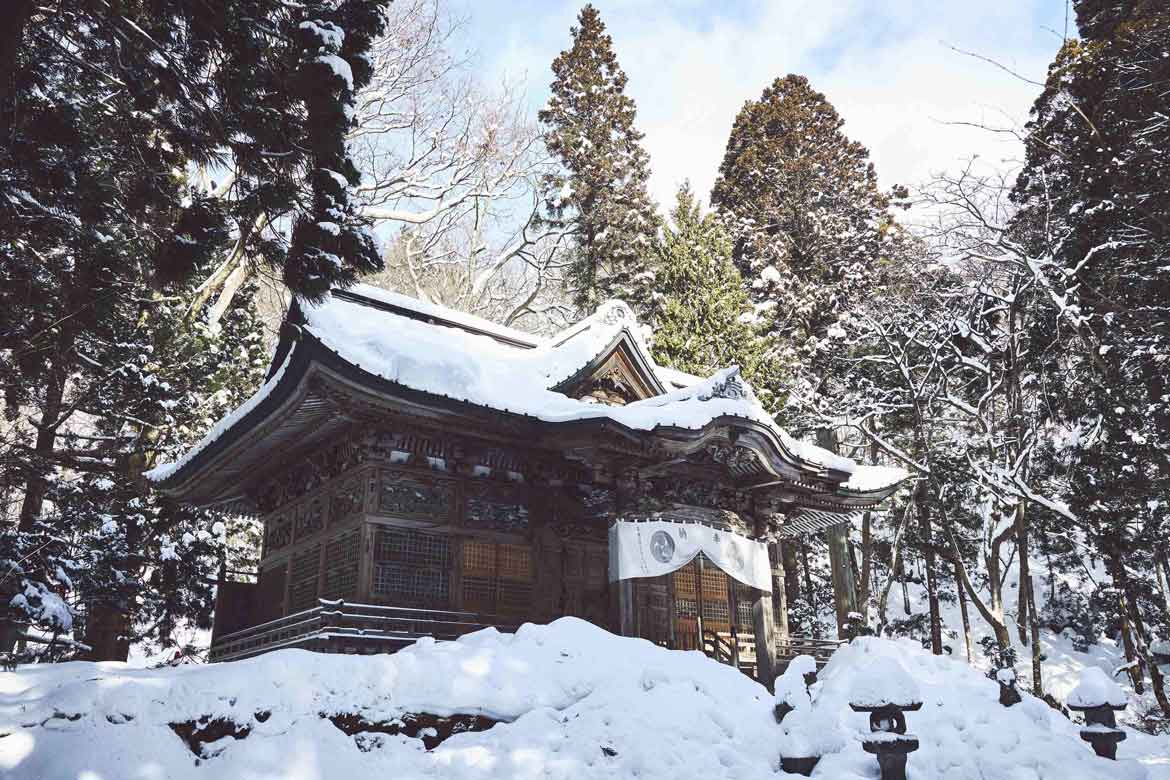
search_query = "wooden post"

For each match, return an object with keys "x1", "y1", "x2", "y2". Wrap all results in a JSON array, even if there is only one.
[
  {"x1": 617, "y1": 580, "x2": 635, "y2": 636},
  {"x1": 612, "y1": 463, "x2": 639, "y2": 638},
  {"x1": 696, "y1": 555, "x2": 706, "y2": 642},
  {"x1": 772, "y1": 541, "x2": 789, "y2": 641},
  {"x1": 753, "y1": 590, "x2": 777, "y2": 690}
]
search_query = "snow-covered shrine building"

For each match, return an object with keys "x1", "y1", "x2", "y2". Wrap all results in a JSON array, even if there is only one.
[{"x1": 148, "y1": 286, "x2": 906, "y2": 681}]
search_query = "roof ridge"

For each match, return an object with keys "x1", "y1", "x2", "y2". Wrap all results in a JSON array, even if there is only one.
[{"x1": 331, "y1": 284, "x2": 542, "y2": 349}]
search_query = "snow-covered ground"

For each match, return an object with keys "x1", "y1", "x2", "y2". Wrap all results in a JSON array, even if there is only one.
[
  {"x1": 2, "y1": 618, "x2": 1166, "y2": 779},
  {"x1": 881, "y1": 538, "x2": 1169, "y2": 731}
]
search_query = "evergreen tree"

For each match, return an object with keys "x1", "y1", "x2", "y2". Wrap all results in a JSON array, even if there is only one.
[
  {"x1": 649, "y1": 183, "x2": 777, "y2": 407},
  {"x1": 0, "y1": 0, "x2": 388, "y2": 658},
  {"x1": 539, "y1": 4, "x2": 659, "y2": 315},
  {"x1": 1010, "y1": 0, "x2": 1170, "y2": 711},
  {"x1": 710, "y1": 74, "x2": 908, "y2": 403}
]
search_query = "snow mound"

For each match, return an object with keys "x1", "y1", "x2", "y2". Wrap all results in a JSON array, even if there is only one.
[
  {"x1": 0, "y1": 620, "x2": 1156, "y2": 779},
  {"x1": 1068, "y1": 666, "x2": 1129, "y2": 709}
]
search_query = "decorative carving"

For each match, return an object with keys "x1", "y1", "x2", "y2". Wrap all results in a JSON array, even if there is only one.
[
  {"x1": 466, "y1": 484, "x2": 530, "y2": 531},
  {"x1": 581, "y1": 374, "x2": 639, "y2": 406},
  {"x1": 265, "y1": 516, "x2": 293, "y2": 553},
  {"x1": 623, "y1": 505, "x2": 745, "y2": 532},
  {"x1": 700, "y1": 368, "x2": 756, "y2": 403},
  {"x1": 696, "y1": 443, "x2": 761, "y2": 474},
  {"x1": 598, "y1": 300, "x2": 634, "y2": 326},
  {"x1": 576, "y1": 484, "x2": 616, "y2": 519},
  {"x1": 647, "y1": 477, "x2": 740, "y2": 512},
  {"x1": 295, "y1": 498, "x2": 325, "y2": 540},
  {"x1": 377, "y1": 471, "x2": 454, "y2": 520},
  {"x1": 550, "y1": 521, "x2": 609, "y2": 542},
  {"x1": 330, "y1": 478, "x2": 364, "y2": 524}
]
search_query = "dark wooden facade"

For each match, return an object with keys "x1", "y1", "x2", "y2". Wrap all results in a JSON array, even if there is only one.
[{"x1": 152, "y1": 289, "x2": 903, "y2": 677}]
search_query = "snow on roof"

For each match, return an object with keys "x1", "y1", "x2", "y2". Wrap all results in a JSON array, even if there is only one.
[
  {"x1": 145, "y1": 351, "x2": 294, "y2": 483},
  {"x1": 336, "y1": 284, "x2": 541, "y2": 348},
  {"x1": 147, "y1": 287, "x2": 906, "y2": 493},
  {"x1": 1, "y1": 620, "x2": 1157, "y2": 780},
  {"x1": 654, "y1": 364, "x2": 705, "y2": 389}
]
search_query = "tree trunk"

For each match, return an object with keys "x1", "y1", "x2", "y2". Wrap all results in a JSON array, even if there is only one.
[
  {"x1": 915, "y1": 481, "x2": 943, "y2": 654},
  {"x1": 17, "y1": 348, "x2": 70, "y2": 532},
  {"x1": 818, "y1": 427, "x2": 859, "y2": 639},
  {"x1": 1155, "y1": 548, "x2": 1170, "y2": 622},
  {"x1": 1116, "y1": 556, "x2": 1169, "y2": 716},
  {"x1": 901, "y1": 557, "x2": 911, "y2": 616},
  {"x1": 877, "y1": 498, "x2": 911, "y2": 634},
  {"x1": 1028, "y1": 570, "x2": 1043, "y2": 696},
  {"x1": 0, "y1": 0, "x2": 33, "y2": 141},
  {"x1": 800, "y1": 539, "x2": 815, "y2": 613},
  {"x1": 1118, "y1": 603, "x2": 1144, "y2": 693},
  {"x1": 859, "y1": 511, "x2": 873, "y2": 624},
  {"x1": 781, "y1": 541, "x2": 801, "y2": 607},
  {"x1": 954, "y1": 561, "x2": 974, "y2": 663},
  {"x1": 1015, "y1": 504, "x2": 1030, "y2": 646},
  {"x1": 944, "y1": 514, "x2": 1013, "y2": 652},
  {"x1": 827, "y1": 524, "x2": 858, "y2": 639}
]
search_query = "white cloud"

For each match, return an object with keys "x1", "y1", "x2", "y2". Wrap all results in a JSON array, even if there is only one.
[{"x1": 462, "y1": 0, "x2": 1066, "y2": 209}]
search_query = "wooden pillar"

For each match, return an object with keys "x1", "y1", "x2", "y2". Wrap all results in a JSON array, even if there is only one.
[
  {"x1": 752, "y1": 590, "x2": 777, "y2": 690},
  {"x1": 617, "y1": 580, "x2": 635, "y2": 636},
  {"x1": 751, "y1": 514, "x2": 780, "y2": 688},
  {"x1": 612, "y1": 464, "x2": 639, "y2": 637},
  {"x1": 772, "y1": 541, "x2": 789, "y2": 641}
]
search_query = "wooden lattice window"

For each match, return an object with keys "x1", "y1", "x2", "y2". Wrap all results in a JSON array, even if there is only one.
[
  {"x1": 734, "y1": 581, "x2": 754, "y2": 634},
  {"x1": 700, "y1": 564, "x2": 730, "y2": 625},
  {"x1": 461, "y1": 540, "x2": 532, "y2": 616},
  {"x1": 288, "y1": 544, "x2": 321, "y2": 613},
  {"x1": 371, "y1": 527, "x2": 451, "y2": 607},
  {"x1": 321, "y1": 529, "x2": 360, "y2": 601}
]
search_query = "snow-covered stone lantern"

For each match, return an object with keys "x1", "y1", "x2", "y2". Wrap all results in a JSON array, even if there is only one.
[
  {"x1": 848, "y1": 659, "x2": 922, "y2": 780},
  {"x1": 773, "y1": 655, "x2": 818, "y2": 724},
  {"x1": 1067, "y1": 667, "x2": 1128, "y2": 760},
  {"x1": 773, "y1": 655, "x2": 839, "y2": 776},
  {"x1": 996, "y1": 667, "x2": 1022, "y2": 707}
]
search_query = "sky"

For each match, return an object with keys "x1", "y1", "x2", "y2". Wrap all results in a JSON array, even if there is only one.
[{"x1": 450, "y1": 0, "x2": 1073, "y2": 210}]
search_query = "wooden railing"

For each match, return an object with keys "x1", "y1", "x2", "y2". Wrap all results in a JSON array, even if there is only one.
[
  {"x1": 700, "y1": 631, "x2": 845, "y2": 677},
  {"x1": 208, "y1": 599, "x2": 520, "y2": 663},
  {"x1": 776, "y1": 636, "x2": 846, "y2": 670}
]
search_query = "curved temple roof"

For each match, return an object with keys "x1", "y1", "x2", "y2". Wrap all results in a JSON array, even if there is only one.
[{"x1": 147, "y1": 285, "x2": 908, "y2": 507}]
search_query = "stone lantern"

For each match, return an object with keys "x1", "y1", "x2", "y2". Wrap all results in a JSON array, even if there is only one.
[
  {"x1": 849, "y1": 660, "x2": 922, "y2": 780},
  {"x1": 996, "y1": 667, "x2": 1022, "y2": 707},
  {"x1": 1067, "y1": 667, "x2": 1128, "y2": 760},
  {"x1": 773, "y1": 655, "x2": 840, "y2": 776}
]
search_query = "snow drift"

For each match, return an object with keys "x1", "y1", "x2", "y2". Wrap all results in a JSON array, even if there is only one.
[{"x1": 0, "y1": 618, "x2": 1162, "y2": 779}]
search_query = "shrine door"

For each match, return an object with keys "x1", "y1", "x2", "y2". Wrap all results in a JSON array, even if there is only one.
[{"x1": 670, "y1": 554, "x2": 754, "y2": 651}]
